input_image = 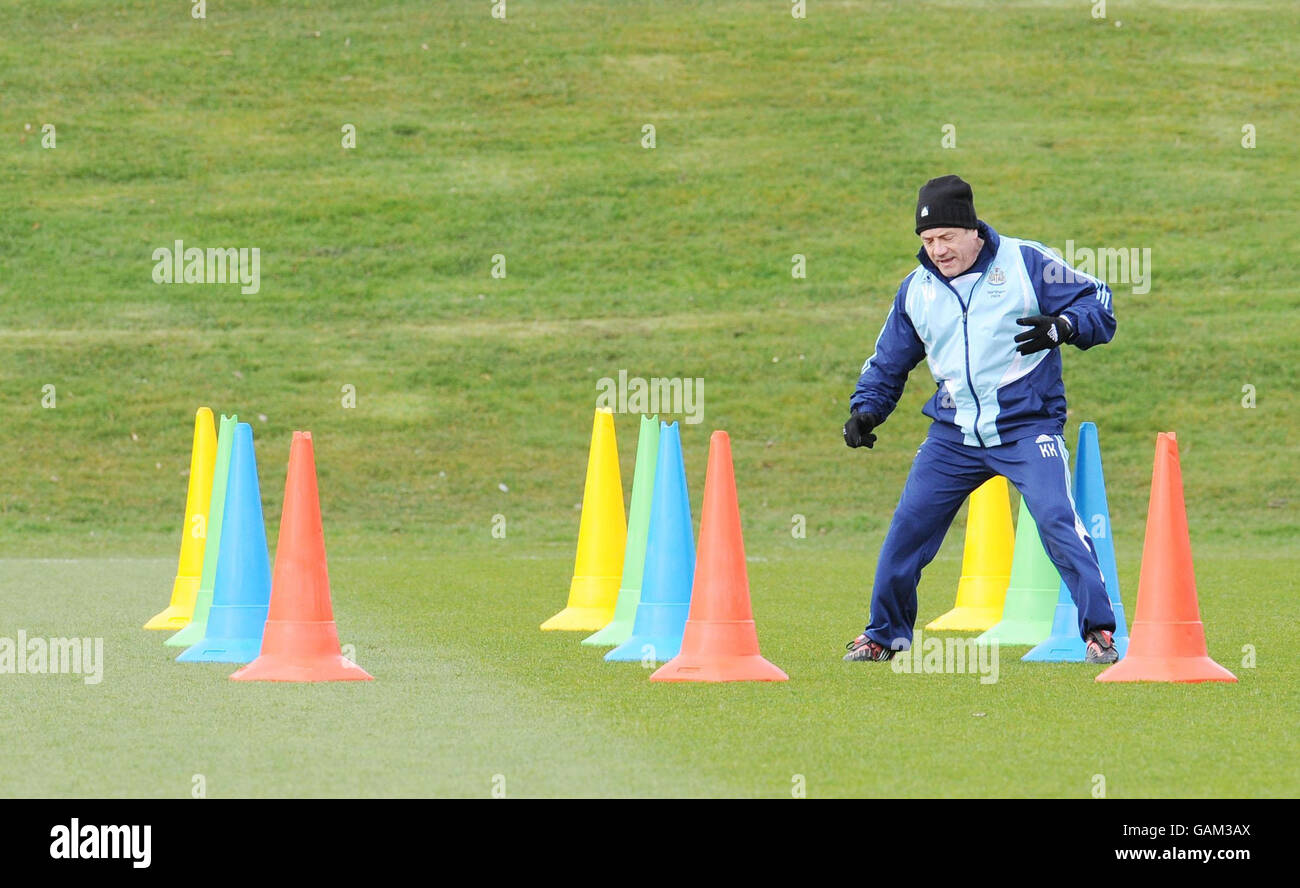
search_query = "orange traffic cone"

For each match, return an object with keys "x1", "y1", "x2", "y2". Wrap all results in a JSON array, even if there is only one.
[
  {"x1": 651, "y1": 431, "x2": 787, "y2": 683},
  {"x1": 1097, "y1": 433, "x2": 1235, "y2": 684},
  {"x1": 231, "y1": 432, "x2": 373, "y2": 682}
]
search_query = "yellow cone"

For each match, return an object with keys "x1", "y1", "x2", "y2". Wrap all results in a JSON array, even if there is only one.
[
  {"x1": 145, "y1": 407, "x2": 218, "y2": 630},
  {"x1": 925, "y1": 475, "x2": 1014, "y2": 631},
  {"x1": 542, "y1": 409, "x2": 627, "y2": 630}
]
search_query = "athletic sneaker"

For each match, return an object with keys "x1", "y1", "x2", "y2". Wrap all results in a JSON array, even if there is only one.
[
  {"x1": 1085, "y1": 629, "x2": 1118, "y2": 664},
  {"x1": 843, "y1": 633, "x2": 894, "y2": 662}
]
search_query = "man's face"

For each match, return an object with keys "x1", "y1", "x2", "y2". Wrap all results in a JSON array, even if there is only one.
[{"x1": 920, "y1": 227, "x2": 982, "y2": 277}]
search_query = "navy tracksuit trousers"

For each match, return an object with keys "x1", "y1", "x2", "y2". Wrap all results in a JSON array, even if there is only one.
[{"x1": 863, "y1": 433, "x2": 1116, "y2": 650}]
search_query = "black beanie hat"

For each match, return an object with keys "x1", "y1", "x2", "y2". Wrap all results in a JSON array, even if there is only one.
[{"x1": 915, "y1": 175, "x2": 978, "y2": 234}]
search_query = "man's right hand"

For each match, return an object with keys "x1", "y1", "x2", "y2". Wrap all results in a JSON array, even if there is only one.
[{"x1": 843, "y1": 412, "x2": 879, "y2": 449}]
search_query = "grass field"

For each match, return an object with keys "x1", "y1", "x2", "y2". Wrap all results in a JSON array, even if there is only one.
[{"x1": 1, "y1": 0, "x2": 1297, "y2": 797}]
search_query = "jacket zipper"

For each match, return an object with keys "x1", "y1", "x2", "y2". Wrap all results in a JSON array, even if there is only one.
[
  {"x1": 960, "y1": 308, "x2": 986, "y2": 448},
  {"x1": 938, "y1": 268, "x2": 990, "y2": 448}
]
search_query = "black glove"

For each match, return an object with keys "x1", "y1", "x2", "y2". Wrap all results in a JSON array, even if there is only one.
[
  {"x1": 843, "y1": 412, "x2": 879, "y2": 449},
  {"x1": 1014, "y1": 314, "x2": 1074, "y2": 355}
]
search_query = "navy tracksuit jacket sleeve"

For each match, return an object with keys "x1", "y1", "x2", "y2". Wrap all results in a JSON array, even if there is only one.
[
  {"x1": 850, "y1": 276, "x2": 926, "y2": 422},
  {"x1": 1020, "y1": 244, "x2": 1117, "y2": 349}
]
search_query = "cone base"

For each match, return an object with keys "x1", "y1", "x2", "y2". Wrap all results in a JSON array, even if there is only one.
[
  {"x1": 542, "y1": 573, "x2": 622, "y2": 631},
  {"x1": 145, "y1": 575, "x2": 201, "y2": 629},
  {"x1": 925, "y1": 606, "x2": 1003, "y2": 632},
  {"x1": 582, "y1": 617, "x2": 633, "y2": 647},
  {"x1": 1024, "y1": 634, "x2": 1130, "y2": 662},
  {"x1": 1096, "y1": 654, "x2": 1236, "y2": 683},
  {"x1": 176, "y1": 636, "x2": 264, "y2": 664},
  {"x1": 975, "y1": 617, "x2": 1054, "y2": 646},
  {"x1": 164, "y1": 619, "x2": 207, "y2": 647},
  {"x1": 606, "y1": 634, "x2": 681, "y2": 663},
  {"x1": 650, "y1": 653, "x2": 788, "y2": 682},
  {"x1": 541, "y1": 606, "x2": 615, "y2": 632},
  {"x1": 144, "y1": 611, "x2": 191, "y2": 631},
  {"x1": 231, "y1": 654, "x2": 373, "y2": 682}
]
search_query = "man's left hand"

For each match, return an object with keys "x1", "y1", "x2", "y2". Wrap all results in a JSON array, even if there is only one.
[
  {"x1": 843, "y1": 412, "x2": 879, "y2": 449},
  {"x1": 1014, "y1": 314, "x2": 1074, "y2": 355}
]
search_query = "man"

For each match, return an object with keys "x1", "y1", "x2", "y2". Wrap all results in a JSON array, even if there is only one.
[{"x1": 843, "y1": 175, "x2": 1119, "y2": 665}]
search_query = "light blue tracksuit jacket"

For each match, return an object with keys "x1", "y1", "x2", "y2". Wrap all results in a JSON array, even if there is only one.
[{"x1": 851, "y1": 221, "x2": 1116, "y2": 446}]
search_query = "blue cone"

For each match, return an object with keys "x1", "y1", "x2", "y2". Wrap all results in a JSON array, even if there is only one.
[
  {"x1": 177, "y1": 422, "x2": 271, "y2": 664},
  {"x1": 1023, "y1": 422, "x2": 1130, "y2": 662},
  {"x1": 606, "y1": 422, "x2": 694, "y2": 664}
]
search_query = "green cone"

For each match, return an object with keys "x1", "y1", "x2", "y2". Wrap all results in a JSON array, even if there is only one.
[
  {"x1": 583, "y1": 415, "x2": 659, "y2": 647},
  {"x1": 165, "y1": 413, "x2": 237, "y2": 647},
  {"x1": 975, "y1": 496, "x2": 1060, "y2": 646}
]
